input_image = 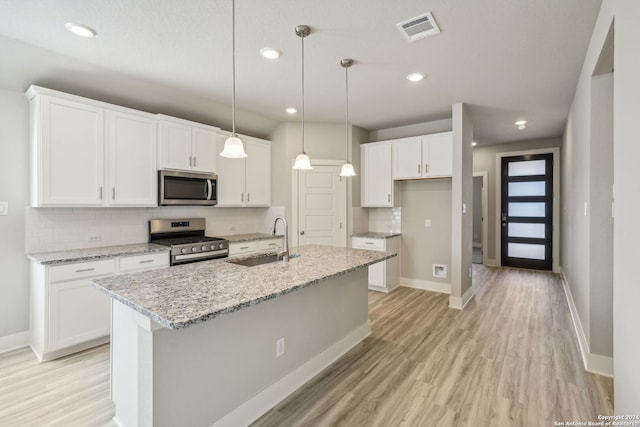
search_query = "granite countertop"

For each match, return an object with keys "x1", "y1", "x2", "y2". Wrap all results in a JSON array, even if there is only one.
[
  {"x1": 352, "y1": 232, "x2": 402, "y2": 239},
  {"x1": 91, "y1": 244, "x2": 396, "y2": 330},
  {"x1": 222, "y1": 233, "x2": 283, "y2": 243},
  {"x1": 27, "y1": 243, "x2": 169, "y2": 266}
]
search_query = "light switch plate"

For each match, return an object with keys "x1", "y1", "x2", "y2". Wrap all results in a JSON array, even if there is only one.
[{"x1": 0, "y1": 202, "x2": 8, "y2": 216}]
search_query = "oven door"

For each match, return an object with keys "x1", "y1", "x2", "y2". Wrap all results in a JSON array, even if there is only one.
[{"x1": 159, "y1": 170, "x2": 217, "y2": 206}]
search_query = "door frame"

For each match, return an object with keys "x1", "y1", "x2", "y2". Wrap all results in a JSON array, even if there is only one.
[
  {"x1": 495, "y1": 147, "x2": 560, "y2": 273},
  {"x1": 473, "y1": 171, "x2": 489, "y2": 265},
  {"x1": 291, "y1": 159, "x2": 347, "y2": 248}
]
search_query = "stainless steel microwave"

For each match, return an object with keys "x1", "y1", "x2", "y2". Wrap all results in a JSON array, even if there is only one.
[{"x1": 158, "y1": 170, "x2": 217, "y2": 206}]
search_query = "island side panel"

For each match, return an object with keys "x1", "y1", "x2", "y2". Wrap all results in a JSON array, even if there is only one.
[{"x1": 150, "y1": 268, "x2": 369, "y2": 427}]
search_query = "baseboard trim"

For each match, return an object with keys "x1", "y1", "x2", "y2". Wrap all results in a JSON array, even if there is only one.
[
  {"x1": 449, "y1": 286, "x2": 475, "y2": 310},
  {"x1": 0, "y1": 331, "x2": 29, "y2": 354},
  {"x1": 400, "y1": 277, "x2": 451, "y2": 294},
  {"x1": 559, "y1": 268, "x2": 613, "y2": 378},
  {"x1": 212, "y1": 321, "x2": 371, "y2": 427},
  {"x1": 485, "y1": 258, "x2": 498, "y2": 267}
]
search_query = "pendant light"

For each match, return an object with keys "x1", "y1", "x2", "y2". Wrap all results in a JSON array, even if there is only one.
[
  {"x1": 220, "y1": 0, "x2": 247, "y2": 159},
  {"x1": 292, "y1": 25, "x2": 312, "y2": 170},
  {"x1": 339, "y1": 58, "x2": 356, "y2": 177}
]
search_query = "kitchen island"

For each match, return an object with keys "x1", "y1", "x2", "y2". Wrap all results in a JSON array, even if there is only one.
[{"x1": 91, "y1": 244, "x2": 395, "y2": 427}]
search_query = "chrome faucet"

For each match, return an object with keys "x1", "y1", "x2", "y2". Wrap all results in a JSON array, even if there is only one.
[{"x1": 271, "y1": 216, "x2": 289, "y2": 262}]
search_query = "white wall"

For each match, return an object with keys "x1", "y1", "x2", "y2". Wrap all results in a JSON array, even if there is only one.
[
  {"x1": 0, "y1": 89, "x2": 30, "y2": 342},
  {"x1": 613, "y1": 0, "x2": 640, "y2": 413},
  {"x1": 561, "y1": 0, "x2": 614, "y2": 377}
]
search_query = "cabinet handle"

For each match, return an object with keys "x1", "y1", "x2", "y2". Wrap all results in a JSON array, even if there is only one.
[
  {"x1": 388, "y1": 194, "x2": 391, "y2": 203},
  {"x1": 300, "y1": 231, "x2": 305, "y2": 235},
  {"x1": 75, "y1": 268, "x2": 95, "y2": 273},
  {"x1": 247, "y1": 193, "x2": 250, "y2": 203},
  {"x1": 193, "y1": 156, "x2": 197, "y2": 168},
  {"x1": 268, "y1": 243, "x2": 276, "y2": 247},
  {"x1": 189, "y1": 156, "x2": 192, "y2": 167},
  {"x1": 139, "y1": 259, "x2": 154, "y2": 264},
  {"x1": 240, "y1": 246, "x2": 249, "y2": 250},
  {"x1": 241, "y1": 193, "x2": 244, "y2": 202},
  {"x1": 99, "y1": 186, "x2": 103, "y2": 200},
  {"x1": 418, "y1": 164, "x2": 421, "y2": 174},
  {"x1": 112, "y1": 187, "x2": 116, "y2": 200},
  {"x1": 365, "y1": 242, "x2": 374, "y2": 245},
  {"x1": 425, "y1": 163, "x2": 428, "y2": 173}
]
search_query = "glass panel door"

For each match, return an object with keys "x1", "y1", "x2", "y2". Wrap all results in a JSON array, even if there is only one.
[{"x1": 501, "y1": 153, "x2": 553, "y2": 270}]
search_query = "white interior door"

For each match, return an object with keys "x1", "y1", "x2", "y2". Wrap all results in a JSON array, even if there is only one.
[{"x1": 298, "y1": 165, "x2": 347, "y2": 247}]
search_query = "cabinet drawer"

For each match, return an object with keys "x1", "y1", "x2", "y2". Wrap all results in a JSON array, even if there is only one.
[
  {"x1": 229, "y1": 241, "x2": 258, "y2": 256},
  {"x1": 257, "y1": 238, "x2": 282, "y2": 252},
  {"x1": 352, "y1": 237, "x2": 385, "y2": 251},
  {"x1": 119, "y1": 252, "x2": 169, "y2": 272},
  {"x1": 49, "y1": 259, "x2": 116, "y2": 283}
]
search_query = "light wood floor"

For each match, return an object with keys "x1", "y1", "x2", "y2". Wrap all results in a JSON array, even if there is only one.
[
  {"x1": 0, "y1": 265, "x2": 613, "y2": 426},
  {"x1": 253, "y1": 265, "x2": 613, "y2": 426}
]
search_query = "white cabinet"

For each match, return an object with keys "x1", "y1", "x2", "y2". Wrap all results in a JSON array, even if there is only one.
[
  {"x1": 30, "y1": 251, "x2": 169, "y2": 362},
  {"x1": 158, "y1": 115, "x2": 219, "y2": 173},
  {"x1": 393, "y1": 131, "x2": 453, "y2": 179},
  {"x1": 216, "y1": 133, "x2": 271, "y2": 207},
  {"x1": 352, "y1": 235, "x2": 400, "y2": 292},
  {"x1": 26, "y1": 86, "x2": 157, "y2": 207},
  {"x1": 228, "y1": 238, "x2": 284, "y2": 257},
  {"x1": 361, "y1": 142, "x2": 396, "y2": 207},
  {"x1": 108, "y1": 111, "x2": 157, "y2": 205}
]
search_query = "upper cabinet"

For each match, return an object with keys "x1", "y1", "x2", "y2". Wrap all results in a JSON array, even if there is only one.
[
  {"x1": 26, "y1": 86, "x2": 157, "y2": 207},
  {"x1": 216, "y1": 132, "x2": 271, "y2": 207},
  {"x1": 393, "y1": 131, "x2": 453, "y2": 179},
  {"x1": 157, "y1": 115, "x2": 219, "y2": 173},
  {"x1": 361, "y1": 142, "x2": 396, "y2": 207}
]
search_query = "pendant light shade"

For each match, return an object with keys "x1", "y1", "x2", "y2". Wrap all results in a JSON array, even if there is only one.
[
  {"x1": 220, "y1": 0, "x2": 247, "y2": 159},
  {"x1": 292, "y1": 25, "x2": 312, "y2": 170},
  {"x1": 339, "y1": 58, "x2": 356, "y2": 177}
]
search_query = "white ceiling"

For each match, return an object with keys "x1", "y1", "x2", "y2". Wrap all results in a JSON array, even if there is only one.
[{"x1": 0, "y1": 0, "x2": 601, "y2": 144}]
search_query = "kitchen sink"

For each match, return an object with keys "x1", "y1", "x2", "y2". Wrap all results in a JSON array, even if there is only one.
[{"x1": 226, "y1": 253, "x2": 300, "y2": 267}]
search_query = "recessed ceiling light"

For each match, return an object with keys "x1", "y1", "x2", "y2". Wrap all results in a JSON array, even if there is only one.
[
  {"x1": 514, "y1": 120, "x2": 527, "y2": 126},
  {"x1": 285, "y1": 107, "x2": 297, "y2": 114},
  {"x1": 406, "y1": 72, "x2": 426, "y2": 82},
  {"x1": 65, "y1": 22, "x2": 97, "y2": 38},
  {"x1": 472, "y1": 141, "x2": 478, "y2": 147},
  {"x1": 260, "y1": 48, "x2": 282, "y2": 59},
  {"x1": 518, "y1": 125, "x2": 527, "y2": 130}
]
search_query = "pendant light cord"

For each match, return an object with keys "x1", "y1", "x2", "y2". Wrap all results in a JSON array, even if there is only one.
[
  {"x1": 345, "y1": 64, "x2": 349, "y2": 163},
  {"x1": 301, "y1": 32, "x2": 305, "y2": 153},
  {"x1": 231, "y1": 0, "x2": 237, "y2": 137}
]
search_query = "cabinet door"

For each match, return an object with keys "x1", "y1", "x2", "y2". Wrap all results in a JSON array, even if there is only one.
[
  {"x1": 191, "y1": 127, "x2": 218, "y2": 173},
  {"x1": 108, "y1": 111, "x2": 157, "y2": 206},
  {"x1": 361, "y1": 143, "x2": 393, "y2": 207},
  {"x1": 40, "y1": 96, "x2": 105, "y2": 205},
  {"x1": 422, "y1": 131, "x2": 453, "y2": 178},
  {"x1": 216, "y1": 134, "x2": 246, "y2": 205},
  {"x1": 369, "y1": 262, "x2": 385, "y2": 288},
  {"x1": 393, "y1": 137, "x2": 422, "y2": 179},
  {"x1": 48, "y1": 278, "x2": 110, "y2": 351},
  {"x1": 159, "y1": 121, "x2": 192, "y2": 170},
  {"x1": 245, "y1": 139, "x2": 271, "y2": 206}
]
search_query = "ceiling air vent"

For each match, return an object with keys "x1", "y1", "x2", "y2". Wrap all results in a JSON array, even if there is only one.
[{"x1": 396, "y1": 12, "x2": 441, "y2": 43}]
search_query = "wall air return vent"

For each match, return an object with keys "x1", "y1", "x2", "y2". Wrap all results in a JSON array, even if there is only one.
[{"x1": 396, "y1": 12, "x2": 441, "y2": 42}]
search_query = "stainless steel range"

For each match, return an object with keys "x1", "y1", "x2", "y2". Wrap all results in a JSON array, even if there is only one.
[{"x1": 149, "y1": 218, "x2": 228, "y2": 265}]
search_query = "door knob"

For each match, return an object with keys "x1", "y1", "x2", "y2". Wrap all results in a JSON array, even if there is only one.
[{"x1": 300, "y1": 231, "x2": 305, "y2": 235}]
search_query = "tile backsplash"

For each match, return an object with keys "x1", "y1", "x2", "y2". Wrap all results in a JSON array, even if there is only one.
[
  {"x1": 368, "y1": 207, "x2": 402, "y2": 233},
  {"x1": 25, "y1": 206, "x2": 285, "y2": 254}
]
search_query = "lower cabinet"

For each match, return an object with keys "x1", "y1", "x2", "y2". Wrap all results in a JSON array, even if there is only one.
[
  {"x1": 228, "y1": 238, "x2": 284, "y2": 257},
  {"x1": 30, "y1": 252, "x2": 169, "y2": 362},
  {"x1": 352, "y1": 236, "x2": 400, "y2": 292}
]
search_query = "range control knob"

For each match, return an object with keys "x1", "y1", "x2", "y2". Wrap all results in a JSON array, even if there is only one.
[
  {"x1": 201, "y1": 245, "x2": 208, "y2": 251},
  {"x1": 181, "y1": 248, "x2": 188, "y2": 254},
  {"x1": 219, "y1": 243, "x2": 225, "y2": 249},
  {"x1": 191, "y1": 247, "x2": 198, "y2": 253},
  {"x1": 210, "y1": 244, "x2": 216, "y2": 250}
]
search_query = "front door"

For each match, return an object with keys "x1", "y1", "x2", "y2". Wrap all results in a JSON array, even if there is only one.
[
  {"x1": 500, "y1": 154, "x2": 553, "y2": 270},
  {"x1": 298, "y1": 165, "x2": 347, "y2": 247}
]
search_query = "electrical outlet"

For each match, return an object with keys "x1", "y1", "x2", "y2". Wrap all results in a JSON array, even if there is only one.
[
  {"x1": 425, "y1": 219, "x2": 431, "y2": 228},
  {"x1": 276, "y1": 337, "x2": 285, "y2": 357},
  {"x1": 87, "y1": 234, "x2": 102, "y2": 243}
]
